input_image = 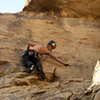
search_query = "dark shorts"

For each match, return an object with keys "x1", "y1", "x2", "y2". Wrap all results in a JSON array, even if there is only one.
[{"x1": 22, "y1": 50, "x2": 45, "y2": 79}]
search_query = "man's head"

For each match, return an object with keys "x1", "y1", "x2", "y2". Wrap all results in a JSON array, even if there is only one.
[{"x1": 47, "y1": 40, "x2": 56, "y2": 50}]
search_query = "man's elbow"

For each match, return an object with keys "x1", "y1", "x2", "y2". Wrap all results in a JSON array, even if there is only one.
[{"x1": 28, "y1": 42, "x2": 34, "y2": 46}]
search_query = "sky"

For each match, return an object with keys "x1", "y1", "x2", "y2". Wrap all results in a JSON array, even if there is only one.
[{"x1": 0, "y1": 0, "x2": 26, "y2": 13}]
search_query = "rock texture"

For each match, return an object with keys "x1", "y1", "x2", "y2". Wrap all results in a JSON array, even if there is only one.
[
  {"x1": 90, "y1": 85, "x2": 100, "y2": 100},
  {"x1": 0, "y1": 13, "x2": 100, "y2": 100},
  {"x1": 23, "y1": 0, "x2": 100, "y2": 18},
  {"x1": 85, "y1": 61, "x2": 100, "y2": 100}
]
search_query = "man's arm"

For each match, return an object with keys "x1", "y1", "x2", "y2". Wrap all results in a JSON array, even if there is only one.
[
  {"x1": 27, "y1": 41, "x2": 37, "y2": 50},
  {"x1": 48, "y1": 53, "x2": 69, "y2": 66}
]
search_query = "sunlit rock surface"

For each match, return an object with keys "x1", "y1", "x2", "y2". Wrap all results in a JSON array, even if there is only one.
[
  {"x1": 86, "y1": 61, "x2": 100, "y2": 92},
  {"x1": 23, "y1": 0, "x2": 100, "y2": 18},
  {"x1": 0, "y1": 13, "x2": 100, "y2": 100},
  {"x1": 86, "y1": 61, "x2": 100, "y2": 100}
]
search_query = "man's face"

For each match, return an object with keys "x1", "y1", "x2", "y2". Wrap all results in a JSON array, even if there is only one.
[{"x1": 48, "y1": 45, "x2": 55, "y2": 50}]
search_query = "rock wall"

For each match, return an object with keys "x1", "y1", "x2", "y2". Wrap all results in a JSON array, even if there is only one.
[
  {"x1": 90, "y1": 85, "x2": 100, "y2": 100},
  {"x1": 23, "y1": 0, "x2": 100, "y2": 18},
  {"x1": 0, "y1": 13, "x2": 100, "y2": 99}
]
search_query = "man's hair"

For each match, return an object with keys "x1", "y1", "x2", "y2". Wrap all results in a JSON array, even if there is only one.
[{"x1": 47, "y1": 40, "x2": 56, "y2": 48}]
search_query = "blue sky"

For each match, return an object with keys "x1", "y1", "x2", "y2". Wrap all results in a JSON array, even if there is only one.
[{"x1": 0, "y1": 0, "x2": 26, "y2": 13}]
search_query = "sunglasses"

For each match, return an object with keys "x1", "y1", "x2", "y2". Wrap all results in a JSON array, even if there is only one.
[{"x1": 51, "y1": 43, "x2": 56, "y2": 48}]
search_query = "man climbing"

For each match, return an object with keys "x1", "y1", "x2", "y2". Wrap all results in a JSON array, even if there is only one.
[{"x1": 22, "y1": 40, "x2": 69, "y2": 80}]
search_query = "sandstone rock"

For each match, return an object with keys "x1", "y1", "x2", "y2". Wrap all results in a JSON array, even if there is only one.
[
  {"x1": 45, "y1": 68, "x2": 56, "y2": 82},
  {"x1": 85, "y1": 60, "x2": 100, "y2": 95},
  {"x1": 91, "y1": 85, "x2": 100, "y2": 100},
  {"x1": 52, "y1": 91, "x2": 73, "y2": 100},
  {"x1": 92, "y1": 90, "x2": 100, "y2": 100},
  {"x1": 0, "y1": 61, "x2": 9, "y2": 65},
  {"x1": 23, "y1": 0, "x2": 100, "y2": 18},
  {"x1": 0, "y1": 13, "x2": 100, "y2": 100}
]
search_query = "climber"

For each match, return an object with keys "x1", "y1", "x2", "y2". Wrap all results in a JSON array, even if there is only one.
[{"x1": 22, "y1": 40, "x2": 69, "y2": 79}]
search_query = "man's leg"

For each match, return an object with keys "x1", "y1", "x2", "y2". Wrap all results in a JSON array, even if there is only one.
[
  {"x1": 22, "y1": 51, "x2": 35, "y2": 73},
  {"x1": 34, "y1": 59, "x2": 46, "y2": 79},
  {"x1": 22, "y1": 58, "x2": 34, "y2": 73}
]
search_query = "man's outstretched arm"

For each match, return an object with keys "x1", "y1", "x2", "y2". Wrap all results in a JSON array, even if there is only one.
[{"x1": 48, "y1": 53, "x2": 69, "y2": 66}]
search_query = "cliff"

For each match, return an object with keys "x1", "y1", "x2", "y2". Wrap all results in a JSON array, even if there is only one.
[
  {"x1": 23, "y1": 0, "x2": 100, "y2": 18},
  {"x1": 0, "y1": 12, "x2": 100, "y2": 100}
]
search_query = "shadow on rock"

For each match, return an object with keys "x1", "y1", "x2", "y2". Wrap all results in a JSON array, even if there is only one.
[{"x1": 0, "y1": 61, "x2": 11, "y2": 76}]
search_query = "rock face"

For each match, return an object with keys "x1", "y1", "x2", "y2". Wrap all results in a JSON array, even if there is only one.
[
  {"x1": 90, "y1": 85, "x2": 100, "y2": 100},
  {"x1": 23, "y1": 0, "x2": 100, "y2": 18},
  {"x1": 0, "y1": 13, "x2": 100, "y2": 100},
  {"x1": 85, "y1": 61, "x2": 100, "y2": 100},
  {"x1": 86, "y1": 61, "x2": 100, "y2": 93}
]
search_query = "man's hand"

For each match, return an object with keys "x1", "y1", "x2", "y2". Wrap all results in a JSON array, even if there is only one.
[{"x1": 63, "y1": 63, "x2": 70, "y2": 66}]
